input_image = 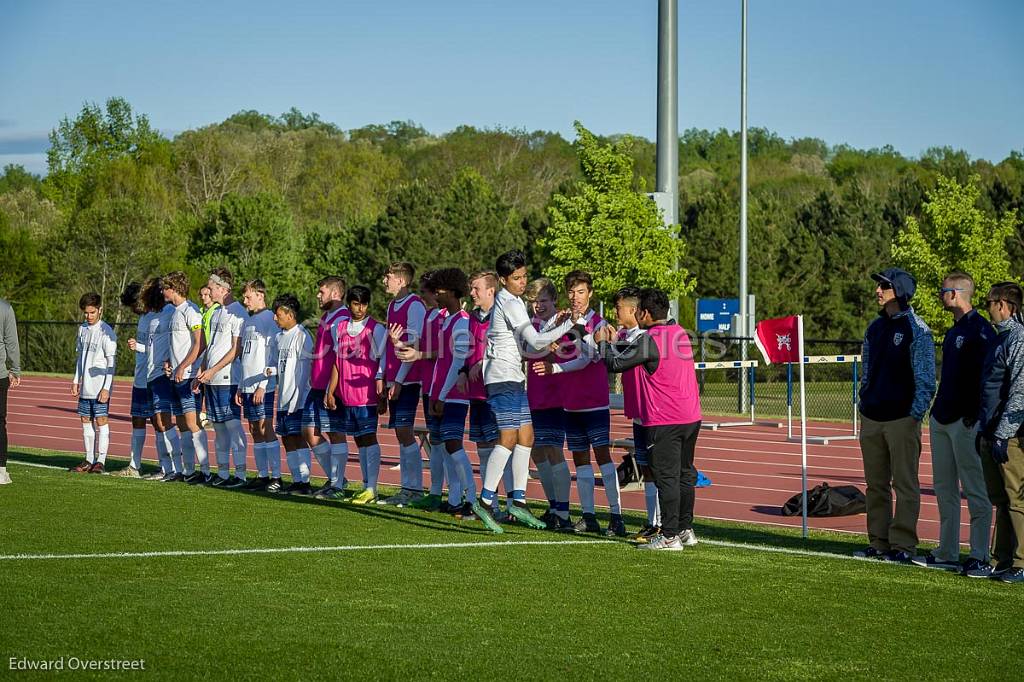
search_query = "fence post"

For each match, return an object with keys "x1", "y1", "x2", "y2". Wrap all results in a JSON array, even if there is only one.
[{"x1": 852, "y1": 357, "x2": 859, "y2": 437}]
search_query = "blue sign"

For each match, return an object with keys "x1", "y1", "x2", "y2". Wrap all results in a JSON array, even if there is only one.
[{"x1": 696, "y1": 298, "x2": 739, "y2": 333}]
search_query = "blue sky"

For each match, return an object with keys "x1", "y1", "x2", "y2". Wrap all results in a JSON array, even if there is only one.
[{"x1": 1, "y1": 0, "x2": 1021, "y2": 175}]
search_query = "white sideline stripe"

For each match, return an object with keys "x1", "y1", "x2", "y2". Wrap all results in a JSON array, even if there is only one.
[
  {"x1": 0, "y1": 536, "x2": 880, "y2": 565},
  {"x1": 7, "y1": 460, "x2": 68, "y2": 471}
]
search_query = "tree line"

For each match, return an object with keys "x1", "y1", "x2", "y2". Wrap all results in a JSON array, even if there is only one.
[{"x1": 1, "y1": 97, "x2": 1021, "y2": 339}]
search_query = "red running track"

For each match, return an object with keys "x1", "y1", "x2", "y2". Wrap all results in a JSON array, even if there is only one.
[{"x1": 5, "y1": 376, "x2": 970, "y2": 544}]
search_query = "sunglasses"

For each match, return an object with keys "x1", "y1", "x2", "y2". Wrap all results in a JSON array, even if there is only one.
[
  {"x1": 938, "y1": 287, "x2": 964, "y2": 296},
  {"x1": 877, "y1": 281, "x2": 893, "y2": 291}
]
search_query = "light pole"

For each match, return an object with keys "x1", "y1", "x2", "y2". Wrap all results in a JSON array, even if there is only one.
[{"x1": 656, "y1": 0, "x2": 679, "y2": 319}]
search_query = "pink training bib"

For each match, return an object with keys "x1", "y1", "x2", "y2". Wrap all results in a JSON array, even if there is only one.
[
  {"x1": 636, "y1": 323, "x2": 702, "y2": 426},
  {"x1": 561, "y1": 311, "x2": 610, "y2": 411},
  {"x1": 336, "y1": 317, "x2": 379, "y2": 407},
  {"x1": 311, "y1": 306, "x2": 350, "y2": 390},
  {"x1": 385, "y1": 294, "x2": 424, "y2": 384}
]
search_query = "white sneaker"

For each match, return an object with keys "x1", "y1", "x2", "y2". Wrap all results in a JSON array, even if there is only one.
[
  {"x1": 637, "y1": 534, "x2": 683, "y2": 551},
  {"x1": 0, "y1": 470, "x2": 12, "y2": 485},
  {"x1": 678, "y1": 528, "x2": 699, "y2": 546}
]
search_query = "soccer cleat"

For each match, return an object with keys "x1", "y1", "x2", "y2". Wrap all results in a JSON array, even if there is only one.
[
  {"x1": 244, "y1": 476, "x2": 270, "y2": 491},
  {"x1": 637, "y1": 534, "x2": 683, "y2": 551},
  {"x1": 381, "y1": 489, "x2": 415, "y2": 507},
  {"x1": 883, "y1": 550, "x2": 915, "y2": 565},
  {"x1": 573, "y1": 513, "x2": 602, "y2": 535},
  {"x1": 911, "y1": 553, "x2": 961, "y2": 572},
  {"x1": 454, "y1": 502, "x2": 476, "y2": 520},
  {"x1": 961, "y1": 558, "x2": 995, "y2": 579},
  {"x1": 555, "y1": 516, "x2": 575, "y2": 532},
  {"x1": 605, "y1": 515, "x2": 628, "y2": 538},
  {"x1": 472, "y1": 501, "x2": 504, "y2": 534},
  {"x1": 183, "y1": 471, "x2": 205, "y2": 485},
  {"x1": 318, "y1": 487, "x2": 347, "y2": 500},
  {"x1": 999, "y1": 567, "x2": 1024, "y2": 584},
  {"x1": 409, "y1": 493, "x2": 443, "y2": 511},
  {"x1": 224, "y1": 476, "x2": 247, "y2": 489},
  {"x1": 632, "y1": 524, "x2": 659, "y2": 543},
  {"x1": 677, "y1": 528, "x2": 699, "y2": 546},
  {"x1": 210, "y1": 475, "x2": 232, "y2": 488},
  {"x1": 71, "y1": 460, "x2": 93, "y2": 473},
  {"x1": 853, "y1": 546, "x2": 886, "y2": 560},
  {"x1": 439, "y1": 501, "x2": 454, "y2": 514},
  {"x1": 282, "y1": 481, "x2": 304, "y2": 495},
  {"x1": 265, "y1": 477, "x2": 284, "y2": 493},
  {"x1": 507, "y1": 502, "x2": 547, "y2": 530},
  {"x1": 161, "y1": 472, "x2": 185, "y2": 483},
  {"x1": 540, "y1": 509, "x2": 558, "y2": 531},
  {"x1": 111, "y1": 466, "x2": 141, "y2": 478},
  {"x1": 296, "y1": 482, "x2": 314, "y2": 496},
  {"x1": 350, "y1": 488, "x2": 377, "y2": 505},
  {"x1": 0, "y1": 470, "x2": 11, "y2": 485},
  {"x1": 88, "y1": 462, "x2": 105, "y2": 474}
]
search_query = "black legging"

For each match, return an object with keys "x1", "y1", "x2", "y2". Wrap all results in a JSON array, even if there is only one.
[
  {"x1": 0, "y1": 376, "x2": 9, "y2": 467},
  {"x1": 647, "y1": 421, "x2": 701, "y2": 538}
]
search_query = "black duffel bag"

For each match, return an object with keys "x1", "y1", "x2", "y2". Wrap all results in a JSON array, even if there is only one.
[{"x1": 782, "y1": 482, "x2": 866, "y2": 517}]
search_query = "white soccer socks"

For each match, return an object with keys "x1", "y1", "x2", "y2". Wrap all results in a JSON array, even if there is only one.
[
  {"x1": 363, "y1": 444, "x2": 381, "y2": 493},
  {"x1": 510, "y1": 444, "x2": 531, "y2": 503},
  {"x1": 481, "y1": 444, "x2": 512, "y2": 506},
  {"x1": 254, "y1": 441, "x2": 268, "y2": 478},
  {"x1": 311, "y1": 441, "x2": 332, "y2": 483},
  {"x1": 450, "y1": 448, "x2": 476, "y2": 503},
  {"x1": 96, "y1": 424, "x2": 109, "y2": 464},
  {"x1": 645, "y1": 481, "x2": 661, "y2": 527},
  {"x1": 267, "y1": 440, "x2": 282, "y2": 479},
  {"x1": 225, "y1": 419, "x2": 247, "y2": 478},
  {"x1": 130, "y1": 428, "x2": 146, "y2": 470},
  {"x1": 212, "y1": 423, "x2": 231, "y2": 479},
  {"x1": 576, "y1": 464, "x2": 596, "y2": 515},
  {"x1": 599, "y1": 461, "x2": 621, "y2": 515},
  {"x1": 399, "y1": 442, "x2": 422, "y2": 492},
  {"x1": 329, "y1": 441, "x2": 349, "y2": 489},
  {"x1": 552, "y1": 460, "x2": 571, "y2": 520},
  {"x1": 81, "y1": 422, "x2": 96, "y2": 464},
  {"x1": 297, "y1": 448, "x2": 311, "y2": 483},
  {"x1": 428, "y1": 441, "x2": 446, "y2": 496},
  {"x1": 191, "y1": 429, "x2": 209, "y2": 474}
]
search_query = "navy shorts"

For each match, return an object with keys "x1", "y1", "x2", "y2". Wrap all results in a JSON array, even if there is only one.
[
  {"x1": 343, "y1": 405, "x2": 378, "y2": 438},
  {"x1": 565, "y1": 409, "x2": 611, "y2": 452},
  {"x1": 171, "y1": 379, "x2": 197, "y2": 417},
  {"x1": 130, "y1": 385, "x2": 154, "y2": 419},
  {"x1": 423, "y1": 393, "x2": 443, "y2": 441},
  {"x1": 469, "y1": 399, "x2": 499, "y2": 444},
  {"x1": 632, "y1": 421, "x2": 650, "y2": 467},
  {"x1": 532, "y1": 407, "x2": 566, "y2": 448},
  {"x1": 206, "y1": 385, "x2": 241, "y2": 423},
  {"x1": 486, "y1": 382, "x2": 532, "y2": 432},
  {"x1": 440, "y1": 401, "x2": 470, "y2": 443},
  {"x1": 387, "y1": 383, "x2": 421, "y2": 429},
  {"x1": 78, "y1": 397, "x2": 110, "y2": 419},
  {"x1": 242, "y1": 390, "x2": 275, "y2": 422},
  {"x1": 302, "y1": 389, "x2": 332, "y2": 432},
  {"x1": 275, "y1": 410, "x2": 304, "y2": 437},
  {"x1": 149, "y1": 376, "x2": 173, "y2": 414}
]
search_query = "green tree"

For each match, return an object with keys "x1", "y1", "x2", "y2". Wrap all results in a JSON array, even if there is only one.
[
  {"x1": 541, "y1": 122, "x2": 694, "y2": 303},
  {"x1": 0, "y1": 210, "x2": 51, "y2": 316},
  {"x1": 892, "y1": 174, "x2": 1019, "y2": 332}
]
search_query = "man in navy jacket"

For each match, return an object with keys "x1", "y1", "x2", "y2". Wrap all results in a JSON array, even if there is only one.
[{"x1": 855, "y1": 268, "x2": 936, "y2": 563}]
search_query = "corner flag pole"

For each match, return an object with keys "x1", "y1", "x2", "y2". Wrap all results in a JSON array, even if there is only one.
[{"x1": 798, "y1": 314, "x2": 808, "y2": 538}]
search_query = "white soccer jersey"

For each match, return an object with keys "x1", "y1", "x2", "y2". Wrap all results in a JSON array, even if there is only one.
[
  {"x1": 204, "y1": 299, "x2": 246, "y2": 387},
  {"x1": 483, "y1": 288, "x2": 572, "y2": 385},
  {"x1": 169, "y1": 300, "x2": 203, "y2": 381},
  {"x1": 269, "y1": 325, "x2": 313, "y2": 414},
  {"x1": 131, "y1": 311, "x2": 155, "y2": 389},
  {"x1": 239, "y1": 309, "x2": 280, "y2": 394},
  {"x1": 146, "y1": 303, "x2": 174, "y2": 382},
  {"x1": 74, "y1": 320, "x2": 117, "y2": 399}
]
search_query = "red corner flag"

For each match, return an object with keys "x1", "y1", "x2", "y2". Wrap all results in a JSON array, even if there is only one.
[{"x1": 754, "y1": 315, "x2": 800, "y2": 364}]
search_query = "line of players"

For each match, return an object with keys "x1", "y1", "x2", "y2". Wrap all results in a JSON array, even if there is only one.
[{"x1": 69, "y1": 250, "x2": 700, "y2": 545}]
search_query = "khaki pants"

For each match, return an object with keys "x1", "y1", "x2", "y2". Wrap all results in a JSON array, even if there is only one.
[
  {"x1": 929, "y1": 417, "x2": 992, "y2": 562},
  {"x1": 859, "y1": 415, "x2": 921, "y2": 554},
  {"x1": 980, "y1": 438, "x2": 1024, "y2": 570}
]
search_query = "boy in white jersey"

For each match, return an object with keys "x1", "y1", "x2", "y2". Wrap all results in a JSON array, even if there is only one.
[
  {"x1": 236, "y1": 279, "x2": 281, "y2": 491},
  {"x1": 194, "y1": 267, "x2": 248, "y2": 487},
  {"x1": 326, "y1": 285, "x2": 387, "y2": 503},
  {"x1": 114, "y1": 282, "x2": 153, "y2": 478},
  {"x1": 138, "y1": 278, "x2": 180, "y2": 479},
  {"x1": 267, "y1": 294, "x2": 314, "y2": 495},
  {"x1": 380, "y1": 261, "x2": 427, "y2": 506},
  {"x1": 309, "y1": 276, "x2": 351, "y2": 500},
  {"x1": 161, "y1": 271, "x2": 211, "y2": 483},
  {"x1": 474, "y1": 249, "x2": 575, "y2": 532},
  {"x1": 69, "y1": 293, "x2": 117, "y2": 474}
]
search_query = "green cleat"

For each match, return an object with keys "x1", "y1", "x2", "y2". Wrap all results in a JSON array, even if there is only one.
[
  {"x1": 409, "y1": 493, "x2": 443, "y2": 511},
  {"x1": 507, "y1": 502, "x2": 547, "y2": 530},
  {"x1": 472, "y1": 501, "x2": 504, "y2": 534},
  {"x1": 350, "y1": 488, "x2": 377, "y2": 505}
]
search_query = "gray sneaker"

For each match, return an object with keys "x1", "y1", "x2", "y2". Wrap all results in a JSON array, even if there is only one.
[
  {"x1": 111, "y1": 466, "x2": 142, "y2": 479},
  {"x1": 678, "y1": 528, "x2": 699, "y2": 546},
  {"x1": 638, "y1": 534, "x2": 683, "y2": 551},
  {"x1": 961, "y1": 557, "x2": 994, "y2": 578}
]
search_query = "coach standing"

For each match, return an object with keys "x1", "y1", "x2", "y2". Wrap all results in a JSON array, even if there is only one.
[
  {"x1": 0, "y1": 298, "x2": 22, "y2": 485},
  {"x1": 976, "y1": 282, "x2": 1024, "y2": 584},
  {"x1": 856, "y1": 268, "x2": 936, "y2": 563}
]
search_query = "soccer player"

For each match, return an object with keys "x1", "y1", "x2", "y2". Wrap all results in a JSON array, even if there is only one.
[
  {"x1": 115, "y1": 282, "x2": 155, "y2": 478},
  {"x1": 475, "y1": 249, "x2": 575, "y2": 532},
  {"x1": 197, "y1": 284, "x2": 219, "y2": 428},
  {"x1": 525, "y1": 278, "x2": 573, "y2": 531},
  {"x1": 194, "y1": 267, "x2": 248, "y2": 487},
  {"x1": 140, "y1": 278, "x2": 180, "y2": 479},
  {"x1": 267, "y1": 294, "x2": 314, "y2": 495},
  {"x1": 308, "y1": 276, "x2": 350, "y2": 499},
  {"x1": 162, "y1": 271, "x2": 210, "y2": 484},
  {"x1": 236, "y1": 279, "x2": 281, "y2": 491},
  {"x1": 69, "y1": 293, "x2": 117, "y2": 474},
  {"x1": 596, "y1": 288, "x2": 702, "y2": 551},
  {"x1": 380, "y1": 262, "x2": 427, "y2": 506},
  {"x1": 326, "y1": 285, "x2": 387, "y2": 504}
]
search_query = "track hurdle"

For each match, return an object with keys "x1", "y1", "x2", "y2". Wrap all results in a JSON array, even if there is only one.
[
  {"x1": 696, "y1": 359, "x2": 781, "y2": 431},
  {"x1": 785, "y1": 354, "x2": 861, "y2": 445}
]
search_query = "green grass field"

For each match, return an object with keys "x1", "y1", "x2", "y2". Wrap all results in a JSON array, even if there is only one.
[{"x1": 2, "y1": 447, "x2": 1021, "y2": 680}]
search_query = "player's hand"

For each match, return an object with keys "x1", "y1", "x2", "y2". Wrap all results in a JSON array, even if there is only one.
[
  {"x1": 191, "y1": 378, "x2": 201, "y2": 395},
  {"x1": 196, "y1": 369, "x2": 213, "y2": 384},
  {"x1": 554, "y1": 309, "x2": 572, "y2": 326},
  {"x1": 593, "y1": 325, "x2": 615, "y2": 344},
  {"x1": 389, "y1": 382, "x2": 402, "y2": 401},
  {"x1": 388, "y1": 323, "x2": 407, "y2": 348},
  {"x1": 71, "y1": 382, "x2": 79, "y2": 397},
  {"x1": 174, "y1": 365, "x2": 186, "y2": 383},
  {"x1": 396, "y1": 346, "x2": 421, "y2": 362},
  {"x1": 468, "y1": 362, "x2": 482, "y2": 382},
  {"x1": 253, "y1": 387, "x2": 265, "y2": 405},
  {"x1": 128, "y1": 338, "x2": 138, "y2": 351},
  {"x1": 234, "y1": 391, "x2": 243, "y2": 407},
  {"x1": 324, "y1": 392, "x2": 336, "y2": 411},
  {"x1": 991, "y1": 438, "x2": 1010, "y2": 464},
  {"x1": 456, "y1": 374, "x2": 469, "y2": 393},
  {"x1": 532, "y1": 360, "x2": 554, "y2": 376},
  {"x1": 10, "y1": 375, "x2": 20, "y2": 388},
  {"x1": 431, "y1": 399, "x2": 444, "y2": 417},
  {"x1": 97, "y1": 389, "x2": 109, "y2": 404},
  {"x1": 164, "y1": 361, "x2": 172, "y2": 378}
]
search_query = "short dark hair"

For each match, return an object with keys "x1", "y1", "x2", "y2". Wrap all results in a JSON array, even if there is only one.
[
  {"x1": 495, "y1": 249, "x2": 527, "y2": 278},
  {"x1": 613, "y1": 286, "x2": 641, "y2": 306},
  {"x1": 79, "y1": 292, "x2": 102, "y2": 310},
  {"x1": 272, "y1": 293, "x2": 302, "y2": 319},
  {"x1": 990, "y1": 281, "x2": 1023, "y2": 313},
  {"x1": 120, "y1": 282, "x2": 143, "y2": 312},
  {"x1": 317, "y1": 275, "x2": 347, "y2": 297},
  {"x1": 141, "y1": 277, "x2": 164, "y2": 313},
  {"x1": 430, "y1": 268, "x2": 469, "y2": 299},
  {"x1": 419, "y1": 269, "x2": 438, "y2": 294},
  {"x1": 564, "y1": 270, "x2": 593, "y2": 292},
  {"x1": 638, "y1": 288, "x2": 670, "y2": 320},
  {"x1": 347, "y1": 285, "x2": 371, "y2": 305}
]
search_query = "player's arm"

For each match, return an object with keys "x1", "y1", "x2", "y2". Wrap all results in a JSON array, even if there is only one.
[
  {"x1": 510, "y1": 300, "x2": 573, "y2": 351},
  {"x1": 395, "y1": 301, "x2": 426, "y2": 384}
]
